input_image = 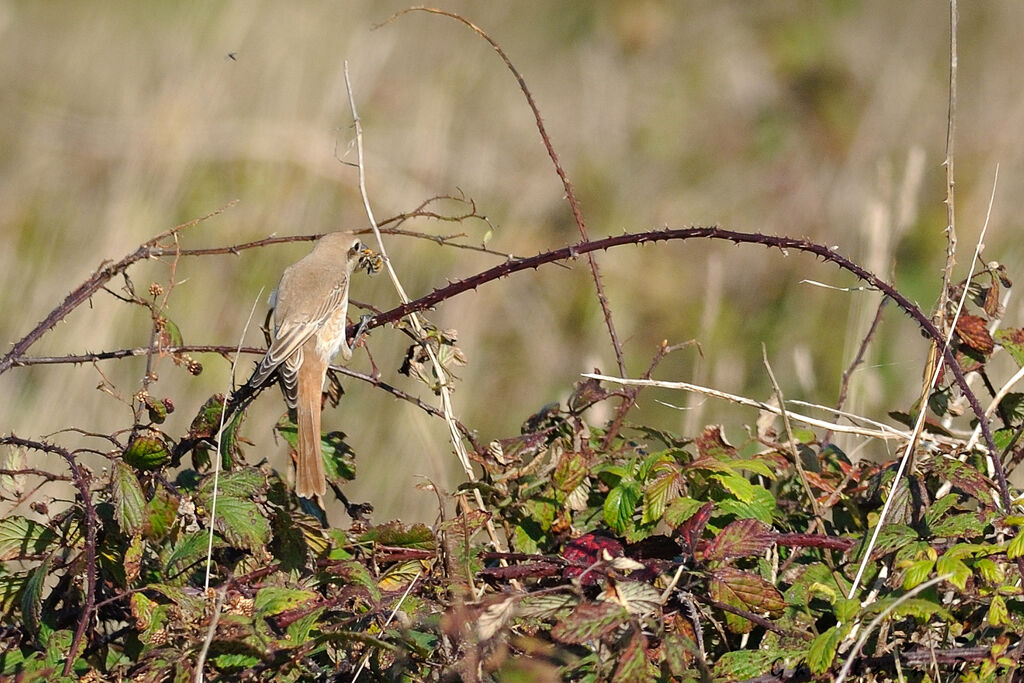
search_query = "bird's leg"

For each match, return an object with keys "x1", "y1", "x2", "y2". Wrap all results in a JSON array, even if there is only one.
[{"x1": 347, "y1": 314, "x2": 373, "y2": 354}]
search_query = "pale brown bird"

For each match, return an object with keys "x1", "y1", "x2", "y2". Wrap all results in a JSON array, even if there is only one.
[{"x1": 249, "y1": 232, "x2": 382, "y2": 498}]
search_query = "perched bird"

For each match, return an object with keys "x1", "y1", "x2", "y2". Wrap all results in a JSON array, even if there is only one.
[{"x1": 249, "y1": 232, "x2": 382, "y2": 498}]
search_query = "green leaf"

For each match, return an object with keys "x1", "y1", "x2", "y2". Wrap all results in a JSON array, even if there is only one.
[
  {"x1": 725, "y1": 458, "x2": 777, "y2": 480},
  {"x1": 929, "y1": 511, "x2": 988, "y2": 539},
  {"x1": 864, "y1": 596, "x2": 950, "y2": 622},
  {"x1": 664, "y1": 497, "x2": 702, "y2": 528},
  {"x1": 123, "y1": 433, "x2": 171, "y2": 470},
  {"x1": 550, "y1": 601, "x2": 630, "y2": 644},
  {"x1": 357, "y1": 522, "x2": 435, "y2": 550},
  {"x1": 642, "y1": 462, "x2": 682, "y2": 525},
  {"x1": 198, "y1": 469, "x2": 266, "y2": 500},
  {"x1": 807, "y1": 625, "x2": 842, "y2": 675},
  {"x1": 716, "y1": 484, "x2": 776, "y2": 523},
  {"x1": 902, "y1": 558, "x2": 935, "y2": 589},
  {"x1": 20, "y1": 556, "x2": 50, "y2": 636},
  {"x1": 1008, "y1": 532, "x2": 1024, "y2": 560},
  {"x1": 604, "y1": 480, "x2": 641, "y2": 535},
  {"x1": 925, "y1": 457, "x2": 996, "y2": 504},
  {"x1": 975, "y1": 557, "x2": 1005, "y2": 584},
  {"x1": 254, "y1": 586, "x2": 319, "y2": 616},
  {"x1": 935, "y1": 554, "x2": 971, "y2": 590},
  {"x1": 0, "y1": 517, "x2": 58, "y2": 560},
  {"x1": 0, "y1": 573, "x2": 28, "y2": 614},
  {"x1": 704, "y1": 518, "x2": 775, "y2": 562},
  {"x1": 994, "y1": 328, "x2": 1024, "y2": 367},
  {"x1": 713, "y1": 472, "x2": 755, "y2": 503},
  {"x1": 924, "y1": 494, "x2": 961, "y2": 527},
  {"x1": 111, "y1": 461, "x2": 146, "y2": 535},
  {"x1": 213, "y1": 496, "x2": 271, "y2": 552},
  {"x1": 163, "y1": 530, "x2": 218, "y2": 579},
  {"x1": 709, "y1": 567, "x2": 785, "y2": 633},
  {"x1": 713, "y1": 648, "x2": 803, "y2": 679},
  {"x1": 988, "y1": 594, "x2": 1010, "y2": 627},
  {"x1": 553, "y1": 451, "x2": 588, "y2": 494},
  {"x1": 287, "y1": 606, "x2": 325, "y2": 644},
  {"x1": 145, "y1": 488, "x2": 179, "y2": 541},
  {"x1": 212, "y1": 653, "x2": 261, "y2": 670}
]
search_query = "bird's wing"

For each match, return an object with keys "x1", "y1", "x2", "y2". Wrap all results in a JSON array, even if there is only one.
[{"x1": 248, "y1": 281, "x2": 349, "y2": 389}]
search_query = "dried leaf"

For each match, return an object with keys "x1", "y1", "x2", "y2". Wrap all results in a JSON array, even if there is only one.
[
  {"x1": 696, "y1": 425, "x2": 738, "y2": 460},
  {"x1": 611, "y1": 629, "x2": 650, "y2": 683},
  {"x1": 955, "y1": 314, "x2": 995, "y2": 354},
  {"x1": 925, "y1": 457, "x2": 996, "y2": 503}
]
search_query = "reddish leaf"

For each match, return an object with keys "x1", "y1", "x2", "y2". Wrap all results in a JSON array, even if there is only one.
[
  {"x1": 612, "y1": 629, "x2": 650, "y2": 683},
  {"x1": 695, "y1": 425, "x2": 738, "y2": 460},
  {"x1": 550, "y1": 601, "x2": 630, "y2": 644},
  {"x1": 675, "y1": 501, "x2": 714, "y2": 559},
  {"x1": 955, "y1": 314, "x2": 995, "y2": 355},
  {"x1": 705, "y1": 518, "x2": 775, "y2": 562},
  {"x1": 925, "y1": 456, "x2": 996, "y2": 503},
  {"x1": 710, "y1": 567, "x2": 785, "y2": 633},
  {"x1": 984, "y1": 282, "x2": 1001, "y2": 318},
  {"x1": 563, "y1": 533, "x2": 623, "y2": 584}
]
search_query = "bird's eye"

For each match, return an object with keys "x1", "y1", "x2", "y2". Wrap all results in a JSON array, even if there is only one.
[{"x1": 349, "y1": 241, "x2": 362, "y2": 255}]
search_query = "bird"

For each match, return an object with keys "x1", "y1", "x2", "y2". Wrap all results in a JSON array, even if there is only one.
[{"x1": 248, "y1": 231, "x2": 382, "y2": 498}]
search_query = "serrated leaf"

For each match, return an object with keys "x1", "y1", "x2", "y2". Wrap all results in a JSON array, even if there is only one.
[
  {"x1": 130, "y1": 592, "x2": 157, "y2": 631},
  {"x1": 550, "y1": 601, "x2": 630, "y2": 644},
  {"x1": 379, "y1": 559, "x2": 426, "y2": 592},
  {"x1": 975, "y1": 558, "x2": 1004, "y2": 584},
  {"x1": 123, "y1": 433, "x2": 171, "y2": 470},
  {"x1": 477, "y1": 597, "x2": 516, "y2": 641},
  {"x1": 924, "y1": 494, "x2": 961, "y2": 527},
  {"x1": 0, "y1": 573, "x2": 28, "y2": 614},
  {"x1": 213, "y1": 496, "x2": 271, "y2": 551},
  {"x1": 20, "y1": 556, "x2": 50, "y2": 636},
  {"x1": 212, "y1": 653, "x2": 261, "y2": 670},
  {"x1": 995, "y1": 328, "x2": 1024, "y2": 367},
  {"x1": 642, "y1": 464, "x2": 683, "y2": 525},
  {"x1": 955, "y1": 314, "x2": 994, "y2": 354},
  {"x1": 710, "y1": 567, "x2": 785, "y2": 633},
  {"x1": 807, "y1": 626, "x2": 842, "y2": 675},
  {"x1": 1007, "y1": 532, "x2": 1024, "y2": 559},
  {"x1": 902, "y1": 558, "x2": 935, "y2": 589},
  {"x1": 716, "y1": 484, "x2": 776, "y2": 523},
  {"x1": 163, "y1": 530, "x2": 218, "y2": 578},
  {"x1": 925, "y1": 457, "x2": 996, "y2": 503},
  {"x1": 599, "y1": 580, "x2": 662, "y2": 616},
  {"x1": 331, "y1": 560, "x2": 381, "y2": 602},
  {"x1": 713, "y1": 472, "x2": 755, "y2": 503},
  {"x1": 871, "y1": 524, "x2": 919, "y2": 556},
  {"x1": 604, "y1": 481, "x2": 641, "y2": 535},
  {"x1": 936, "y1": 555, "x2": 971, "y2": 590},
  {"x1": 696, "y1": 425, "x2": 738, "y2": 460},
  {"x1": 662, "y1": 628, "x2": 697, "y2": 677},
  {"x1": 198, "y1": 469, "x2": 266, "y2": 500},
  {"x1": 929, "y1": 512, "x2": 988, "y2": 539},
  {"x1": 664, "y1": 497, "x2": 703, "y2": 528},
  {"x1": 553, "y1": 451, "x2": 588, "y2": 494},
  {"x1": 989, "y1": 594, "x2": 1010, "y2": 627},
  {"x1": 517, "y1": 592, "x2": 578, "y2": 619},
  {"x1": 0, "y1": 517, "x2": 58, "y2": 560},
  {"x1": 357, "y1": 521, "x2": 435, "y2": 550},
  {"x1": 705, "y1": 518, "x2": 775, "y2": 562},
  {"x1": 725, "y1": 458, "x2": 777, "y2": 480},
  {"x1": 864, "y1": 596, "x2": 950, "y2": 622},
  {"x1": 713, "y1": 648, "x2": 803, "y2": 679},
  {"x1": 111, "y1": 461, "x2": 146, "y2": 535},
  {"x1": 254, "y1": 586, "x2": 318, "y2": 616},
  {"x1": 611, "y1": 629, "x2": 650, "y2": 683}
]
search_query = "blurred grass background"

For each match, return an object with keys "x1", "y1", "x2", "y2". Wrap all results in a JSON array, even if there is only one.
[{"x1": 2, "y1": 1, "x2": 1024, "y2": 523}]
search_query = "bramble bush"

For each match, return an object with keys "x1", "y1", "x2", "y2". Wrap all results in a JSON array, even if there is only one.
[{"x1": 3, "y1": 7, "x2": 1024, "y2": 683}]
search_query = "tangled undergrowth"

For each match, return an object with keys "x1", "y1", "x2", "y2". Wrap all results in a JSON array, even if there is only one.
[{"x1": 2, "y1": 252, "x2": 1024, "y2": 681}]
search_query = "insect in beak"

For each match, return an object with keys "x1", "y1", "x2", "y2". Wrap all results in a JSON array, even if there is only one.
[{"x1": 358, "y1": 248, "x2": 384, "y2": 275}]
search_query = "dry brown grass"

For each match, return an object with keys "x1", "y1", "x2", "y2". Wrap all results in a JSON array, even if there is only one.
[{"x1": 3, "y1": 2, "x2": 1024, "y2": 521}]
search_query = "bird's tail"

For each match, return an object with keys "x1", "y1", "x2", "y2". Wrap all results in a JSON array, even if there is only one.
[{"x1": 295, "y1": 354, "x2": 327, "y2": 498}]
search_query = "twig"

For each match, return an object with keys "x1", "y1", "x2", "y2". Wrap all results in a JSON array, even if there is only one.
[
  {"x1": 0, "y1": 436, "x2": 97, "y2": 676},
  {"x1": 386, "y1": 7, "x2": 627, "y2": 376},
  {"x1": 343, "y1": 62, "x2": 505, "y2": 560},
  {"x1": 0, "y1": 201, "x2": 237, "y2": 376},
  {"x1": 204, "y1": 289, "x2": 263, "y2": 592},
  {"x1": 835, "y1": 574, "x2": 953, "y2": 683},
  {"x1": 193, "y1": 584, "x2": 227, "y2": 683}
]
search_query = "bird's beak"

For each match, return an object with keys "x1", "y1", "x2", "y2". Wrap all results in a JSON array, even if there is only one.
[{"x1": 358, "y1": 247, "x2": 384, "y2": 275}]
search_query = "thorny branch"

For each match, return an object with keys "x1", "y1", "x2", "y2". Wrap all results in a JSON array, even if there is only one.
[
  {"x1": 388, "y1": 7, "x2": 628, "y2": 377},
  {"x1": 0, "y1": 435, "x2": 97, "y2": 676}
]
